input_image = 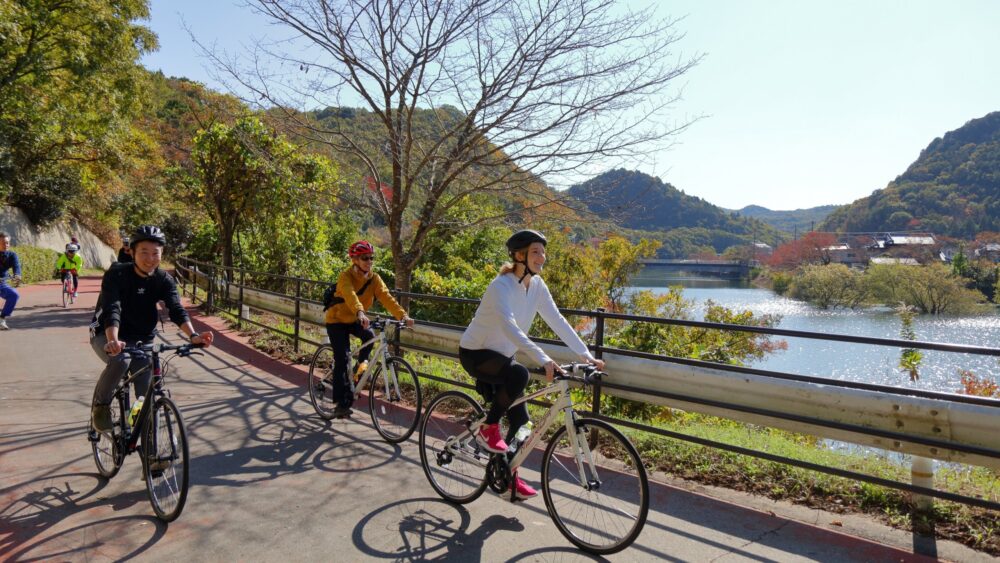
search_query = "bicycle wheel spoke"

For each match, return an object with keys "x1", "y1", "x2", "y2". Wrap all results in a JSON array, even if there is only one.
[
  {"x1": 542, "y1": 419, "x2": 649, "y2": 554},
  {"x1": 91, "y1": 395, "x2": 124, "y2": 478},
  {"x1": 308, "y1": 346, "x2": 338, "y2": 420},
  {"x1": 144, "y1": 398, "x2": 190, "y2": 522},
  {"x1": 369, "y1": 357, "x2": 421, "y2": 443},
  {"x1": 418, "y1": 391, "x2": 489, "y2": 504}
]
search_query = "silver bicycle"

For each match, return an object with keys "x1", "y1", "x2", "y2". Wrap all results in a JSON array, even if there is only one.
[
  {"x1": 308, "y1": 318, "x2": 422, "y2": 443},
  {"x1": 418, "y1": 364, "x2": 649, "y2": 554}
]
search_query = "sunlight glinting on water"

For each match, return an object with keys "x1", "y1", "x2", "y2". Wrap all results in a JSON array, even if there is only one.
[{"x1": 635, "y1": 284, "x2": 1000, "y2": 395}]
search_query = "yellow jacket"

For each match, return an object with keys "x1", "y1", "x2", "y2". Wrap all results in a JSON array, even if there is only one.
[{"x1": 324, "y1": 266, "x2": 406, "y2": 324}]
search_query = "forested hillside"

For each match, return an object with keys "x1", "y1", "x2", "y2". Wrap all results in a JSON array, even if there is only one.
[
  {"x1": 820, "y1": 111, "x2": 1000, "y2": 237},
  {"x1": 733, "y1": 204, "x2": 840, "y2": 234},
  {"x1": 567, "y1": 169, "x2": 785, "y2": 257}
]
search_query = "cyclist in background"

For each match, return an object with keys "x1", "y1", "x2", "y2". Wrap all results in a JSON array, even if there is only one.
[
  {"x1": 117, "y1": 237, "x2": 133, "y2": 263},
  {"x1": 89, "y1": 225, "x2": 214, "y2": 431},
  {"x1": 458, "y1": 229, "x2": 604, "y2": 500},
  {"x1": 324, "y1": 240, "x2": 413, "y2": 418},
  {"x1": 55, "y1": 243, "x2": 84, "y2": 298},
  {"x1": 0, "y1": 231, "x2": 21, "y2": 331}
]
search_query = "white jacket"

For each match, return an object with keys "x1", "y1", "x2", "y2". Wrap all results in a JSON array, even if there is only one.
[{"x1": 459, "y1": 273, "x2": 595, "y2": 365}]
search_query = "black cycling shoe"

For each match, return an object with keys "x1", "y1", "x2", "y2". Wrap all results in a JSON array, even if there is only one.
[{"x1": 332, "y1": 405, "x2": 353, "y2": 419}]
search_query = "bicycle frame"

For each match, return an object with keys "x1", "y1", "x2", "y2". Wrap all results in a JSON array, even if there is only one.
[
  {"x1": 115, "y1": 352, "x2": 167, "y2": 453},
  {"x1": 445, "y1": 375, "x2": 602, "y2": 486},
  {"x1": 349, "y1": 322, "x2": 404, "y2": 400}
]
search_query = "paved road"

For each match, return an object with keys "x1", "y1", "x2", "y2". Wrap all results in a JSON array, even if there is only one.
[{"x1": 0, "y1": 276, "x2": 989, "y2": 561}]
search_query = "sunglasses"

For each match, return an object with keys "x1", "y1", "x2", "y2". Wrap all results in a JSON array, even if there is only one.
[{"x1": 357, "y1": 255, "x2": 375, "y2": 262}]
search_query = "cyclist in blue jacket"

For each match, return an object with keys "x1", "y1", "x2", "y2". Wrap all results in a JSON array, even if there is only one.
[{"x1": 0, "y1": 232, "x2": 21, "y2": 330}]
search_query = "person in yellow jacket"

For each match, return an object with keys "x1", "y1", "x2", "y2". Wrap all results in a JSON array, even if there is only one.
[{"x1": 324, "y1": 240, "x2": 413, "y2": 418}]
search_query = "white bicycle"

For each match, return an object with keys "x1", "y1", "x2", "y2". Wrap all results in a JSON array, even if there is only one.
[
  {"x1": 418, "y1": 364, "x2": 649, "y2": 554},
  {"x1": 307, "y1": 318, "x2": 422, "y2": 443}
]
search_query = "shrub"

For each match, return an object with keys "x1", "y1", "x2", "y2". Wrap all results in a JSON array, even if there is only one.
[
  {"x1": 790, "y1": 264, "x2": 868, "y2": 309},
  {"x1": 10, "y1": 245, "x2": 60, "y2": 285},
  {"x1": 770, "y1": 271, "x2": 793, "y2": 295}
]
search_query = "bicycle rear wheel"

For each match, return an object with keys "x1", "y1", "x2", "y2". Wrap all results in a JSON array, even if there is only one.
[
  {"x1": 369, "y1": 356, "x2": 422, "y2": 443},
  {"x1": 143, "y1": 397, "x2": 190, "y2": 522},
  {"x1": 308, "y1": 345, "x2": 338, "y2": 420},
  {"x1": 542, "y1": 418, "x2": 649, "y2": 555},
  {"x1": 91, "y1": 393, "x2": 126, "y2": 479},
  {"x1": 418, "y1": 390, "x2": 489, "y2": 504}
]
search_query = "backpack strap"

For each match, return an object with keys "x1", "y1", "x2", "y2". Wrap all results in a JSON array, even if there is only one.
[{"x1": 328, "y1": 275, "x2": 376, "y2": 308}]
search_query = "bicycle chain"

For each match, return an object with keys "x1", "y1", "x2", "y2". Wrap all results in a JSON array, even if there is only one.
[{"x1": 486, "y1": 454, "x2": 511, "y2": 494}]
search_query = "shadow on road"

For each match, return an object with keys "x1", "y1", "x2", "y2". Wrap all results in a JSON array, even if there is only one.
[{"x1": 352, "y1": 497, "x2": 529, "y2": 561}]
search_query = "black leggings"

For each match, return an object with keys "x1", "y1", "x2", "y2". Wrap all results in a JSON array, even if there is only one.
[{"x1": 458, "y1": 347, "x2": 530, "y2": 444}]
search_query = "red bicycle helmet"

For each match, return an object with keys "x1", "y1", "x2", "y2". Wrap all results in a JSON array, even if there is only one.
[{"x1": 348, "y1": 240, "x2": 375, "y2": 257}]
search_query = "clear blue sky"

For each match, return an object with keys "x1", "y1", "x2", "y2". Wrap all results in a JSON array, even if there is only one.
[{"x1": 141, "y1": 0, "x2": 1000, "y2": 211}]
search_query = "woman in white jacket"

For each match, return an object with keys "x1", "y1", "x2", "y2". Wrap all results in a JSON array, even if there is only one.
[{"x1": 458, "y1": 229, "x2": 605, "y2": 500}]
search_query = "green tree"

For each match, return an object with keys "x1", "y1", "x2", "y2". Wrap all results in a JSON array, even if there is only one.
[
  {"x1": 191, "y1": 116, "x2": 336, "y2": 274},
  {"x1": 790, "y1": 264, "x2": 868, "y2": 309},
  {"x1": 897, "y1": 304, "x2": 922, "y2": 382},
  {"x1": 951, "y1": 245, "x2": 970, "y2": 276},
  {"x1": 1, "y1": 0, "x2": 156, "y2": 223},
  {"x1": 599, "y1": 236, "x2": 661, "y2": 311},
  {"x1": 865, "y1": 263, "x2": 987, "y2": 314}
]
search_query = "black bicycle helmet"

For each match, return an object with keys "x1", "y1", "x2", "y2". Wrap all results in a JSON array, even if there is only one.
[
  {"x1": 505, "y1": 229, "x2": 547, "y2": 282},
  {"x1": 130, "y1": 225, "x2": 167, "y2": 248},
  {"x1": 505, "y1": 229, "x2": 547, "y2": 252}
]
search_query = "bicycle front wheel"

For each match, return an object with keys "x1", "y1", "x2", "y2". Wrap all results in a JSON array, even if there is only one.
[
  {"x1": 418, "y1": 390, "x2": 489, "y2": 504},
  {"x1": 143, "y1": 397, "x2": 190, "y2": 522},
  {"x1": 308, "y1": 345, "x2": 338, "y2": 420},
  {"x1": 369, "y1": 356, "x2": 422, "y2": 443},
  {"x1": 91, "y1": 394, "x2": 126, "y2": 478},
  {"x1": 542, "y1": 418, "x2": 649, "y2": 555},
  {"x1": 62, "y1": 282, "x2": 69, "y2": 308}
]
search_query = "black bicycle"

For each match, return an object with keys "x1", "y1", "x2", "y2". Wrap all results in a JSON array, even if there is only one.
[{"x1": 87, "y1": 341, "x2": 203, "y2": 522}]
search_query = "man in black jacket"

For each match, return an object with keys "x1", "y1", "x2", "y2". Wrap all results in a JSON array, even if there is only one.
[
  {"x1": 90, "y1": 226, "x2": 214, "y2": 431},
  {"x1": 116, "y1": 237, "x2": 133, "y2": 263}
]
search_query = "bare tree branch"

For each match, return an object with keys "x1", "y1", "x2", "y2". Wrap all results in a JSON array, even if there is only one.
[{"x1": 206, "y1": 0, "x2": 700, "y2": 291}]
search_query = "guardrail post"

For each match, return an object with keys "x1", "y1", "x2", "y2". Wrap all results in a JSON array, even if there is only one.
[
  {"x1": 591, "y1": 307, "x2": 606, "y2": 417},
  {"x1": 206, "y1": 264, "x2": 215, "y2": 313},
  {"x1": 911, "y1": 456, "x2": 935, "y2": 513},
  {"x1": 293, "y1": 278, "x2": 301, "y2": 353},
  {"x1": 391, "y1": 288, "x2": 402, "y2": 357},
  {"x1": 177, "y1": 258, "x2": 186, "y2": 298},
  {"x1": 237, "y1": 267, "x2": 245, "y2": 327},
  {"x1": 190, "y1": 265, "x2": 197, "y2": 305}
]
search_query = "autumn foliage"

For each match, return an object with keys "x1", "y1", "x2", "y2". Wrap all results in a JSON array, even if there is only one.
[{"x1": 765, "y1": 232, "x2": 838, "y2": 270}]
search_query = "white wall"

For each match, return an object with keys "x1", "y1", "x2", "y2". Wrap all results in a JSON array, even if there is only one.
[{"x1": 0, "y1": 206, "x2": 117, "y2": 269}]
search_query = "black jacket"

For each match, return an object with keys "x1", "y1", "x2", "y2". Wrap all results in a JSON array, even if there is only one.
[
  {"x1": 90, "y1": 263, "x2": 189, "y2": 342},
  {"x1": 117, "y1": 248, "x2": 133, "y2": 263}
]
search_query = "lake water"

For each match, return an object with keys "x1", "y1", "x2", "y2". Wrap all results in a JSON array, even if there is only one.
[{"x1": 633, "y1": 279, "x2": 1000, "y2": 395}]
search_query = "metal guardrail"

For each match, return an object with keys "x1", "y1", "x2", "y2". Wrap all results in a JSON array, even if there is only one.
[{"x1": 172, "y1": 256, "x2": 1000, "y2": 512}]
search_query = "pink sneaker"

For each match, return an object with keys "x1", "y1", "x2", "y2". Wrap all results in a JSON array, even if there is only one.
[
  {"x1": 476, "y1": 423, "x2": 508, "y2": 453},
  {"x1": 511, "y1": 474, "x2": 538, "y2": 500}
]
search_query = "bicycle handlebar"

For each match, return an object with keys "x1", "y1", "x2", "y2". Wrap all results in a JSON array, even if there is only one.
[
  {"x1": 531, "y1": 363, "x2": 605, "y2": 385},
  {"x1": 369, "y1": 317, "x2": 409, "y2": 331},
  {"x1": 122, "y1": 342, "x2": 206, "y2": 358}
]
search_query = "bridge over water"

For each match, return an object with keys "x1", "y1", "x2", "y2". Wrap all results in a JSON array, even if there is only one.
[
  {"x1": 0, "y1": 278, "x2": 984, "y2": 561},
  {"x1": 636, "y1": 259, "x2": 751, "y2": 281}
]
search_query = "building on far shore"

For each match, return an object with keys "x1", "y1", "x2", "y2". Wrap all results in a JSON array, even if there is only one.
[{"x1": 870, "y1": 256, "x2": 921, "y2": 266}]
